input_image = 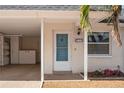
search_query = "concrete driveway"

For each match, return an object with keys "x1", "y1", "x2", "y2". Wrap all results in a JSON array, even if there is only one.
[
  {"x1": 0, "y1": 81, "x2": 41, "y2": 88},
  {"x1": 0, "y1": 64, "x2": 41, "y2": 81}
]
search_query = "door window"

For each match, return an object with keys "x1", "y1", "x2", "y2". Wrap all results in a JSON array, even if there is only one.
[{"x1": 56, "y1": 34, "x2": 68, "y2": 61}]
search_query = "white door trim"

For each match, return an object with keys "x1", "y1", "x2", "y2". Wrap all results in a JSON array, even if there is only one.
[{"x1": 54, "y1": 31, "x2": 71, "y2": 71}]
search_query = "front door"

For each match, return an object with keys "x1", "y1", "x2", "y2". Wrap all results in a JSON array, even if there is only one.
[{"x1": 54, "y1": 32, "x2": 71, "y2": 71}]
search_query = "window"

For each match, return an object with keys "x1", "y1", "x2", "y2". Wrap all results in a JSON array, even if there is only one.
[
  {"x1": 88, "y1": 32, "x2": 110, "y2": 55},
  {"x1": 121, "y1": 6, "x2": 124, "y2": 16}
]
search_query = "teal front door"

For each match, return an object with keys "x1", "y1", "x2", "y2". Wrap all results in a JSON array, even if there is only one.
[{"x1": 54, "y1": 32, "x2": 71, "y2": 71}]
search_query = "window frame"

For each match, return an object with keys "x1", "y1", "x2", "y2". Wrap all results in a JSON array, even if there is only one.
[{"x1": 87, "y1": 31, "x2": 112, "y2": 57}]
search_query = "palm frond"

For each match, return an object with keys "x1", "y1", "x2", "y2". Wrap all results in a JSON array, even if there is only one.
[
  {"x1": 109, "y1": 5, "x2": 122, "y2": 47},
  {"x1": 80, "y1": 5, "x2": 91, "y2": 31},
  {"x1": 80, "y1": 5, "x2": 122, "y2": 47}
]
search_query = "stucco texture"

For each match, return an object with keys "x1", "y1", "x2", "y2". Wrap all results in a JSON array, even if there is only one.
[{"x1": 44, "y1": 18, "x2": 124, "y2": 74}]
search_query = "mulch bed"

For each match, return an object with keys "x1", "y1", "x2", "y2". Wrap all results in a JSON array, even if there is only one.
[{"x1": 80, "y1": 69, "x2": 124, "y2": 78}]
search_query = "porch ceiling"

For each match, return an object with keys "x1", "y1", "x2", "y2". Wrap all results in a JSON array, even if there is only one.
[{"x1": 0, "y1": 18, "x2": 41, "y2": 36}]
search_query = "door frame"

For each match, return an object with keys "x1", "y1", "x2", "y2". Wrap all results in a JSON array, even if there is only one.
[{"x1": 53, "y1": 31, "x2": 72, "y2": 71}]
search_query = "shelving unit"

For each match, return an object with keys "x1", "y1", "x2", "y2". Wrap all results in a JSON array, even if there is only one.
[
  {"x1": 0, "y1": 35, "x2": 4, "y2": 66},
  {"x1": 3, "y1": 37, "x2": 10, "y2": 65},
  {"x1": 0, "y1": 34, "x2": 10, "y2": 66}
]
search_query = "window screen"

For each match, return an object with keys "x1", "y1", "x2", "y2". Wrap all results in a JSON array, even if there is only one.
[{"x1": 88, "y1": 32, "x2": 109, "y2": 54}]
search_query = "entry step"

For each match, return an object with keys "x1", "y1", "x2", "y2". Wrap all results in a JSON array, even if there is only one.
[{"x1": 53, "y1": 71, "x2": 72, "y2": 74}]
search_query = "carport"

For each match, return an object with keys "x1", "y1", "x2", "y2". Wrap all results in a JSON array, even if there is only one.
[{"x1": 0, "y1": 15, "x2": 41, "y2": 81}]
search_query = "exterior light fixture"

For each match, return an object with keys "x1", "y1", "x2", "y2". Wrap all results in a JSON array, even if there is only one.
[
  {"x1": 77, "y1": 27, "x2": 81, "y2": 35},
  {"x1": 75, "y1": 22, "x2": 82, "y2": 35}
]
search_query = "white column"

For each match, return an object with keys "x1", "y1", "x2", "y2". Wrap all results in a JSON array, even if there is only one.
[
  {"x1": 84, "y1": 31, "x2": 88, "y2": 80},
  {"x1": 10, "y1": 36, "x2": 19, "y2": 64},
  {"x1": 41, "y1": 19, "x2": 44, "y2": 82}
]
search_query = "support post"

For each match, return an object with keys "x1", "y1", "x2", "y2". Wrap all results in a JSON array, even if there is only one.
[
  {"x1": 84, "y1": 31, "x2": 88, "y2": 80},
  {"x1": 41, "y1": 19, "x2": 44, "y2": 83}
]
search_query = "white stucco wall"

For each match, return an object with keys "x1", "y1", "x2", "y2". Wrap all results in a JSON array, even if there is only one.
[
  {"x1": 44, "y1": 19, "x2": 124, "y2": 74},
  {"x1": 10, "y1": 37, "x2": 19, "y2": 64},
  {"x1": 44, "y1": 21, "x2": 76, "y2": 74},
  {"x1": 87, "y1": 22, "x2": 124, "y2": 72}
]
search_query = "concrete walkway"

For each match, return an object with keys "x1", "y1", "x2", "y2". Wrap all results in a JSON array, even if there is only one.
[
  {"x1": 45, "y1": 72, "x2": 83, "y2": 80},
  {"x1": 0, "y1": 81, "x2": 41, "y2": 88}
]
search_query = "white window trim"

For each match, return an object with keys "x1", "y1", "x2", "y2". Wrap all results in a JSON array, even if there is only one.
[
  {"x1": 88, "y1": 31, "x2": 112, "y2": 57},
  {"x1": 88, "y1": 42, "x2": 109, "y2": 44},
  {"x1": 88, "y1": 54, "x2": 112, "y2": 57}
]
